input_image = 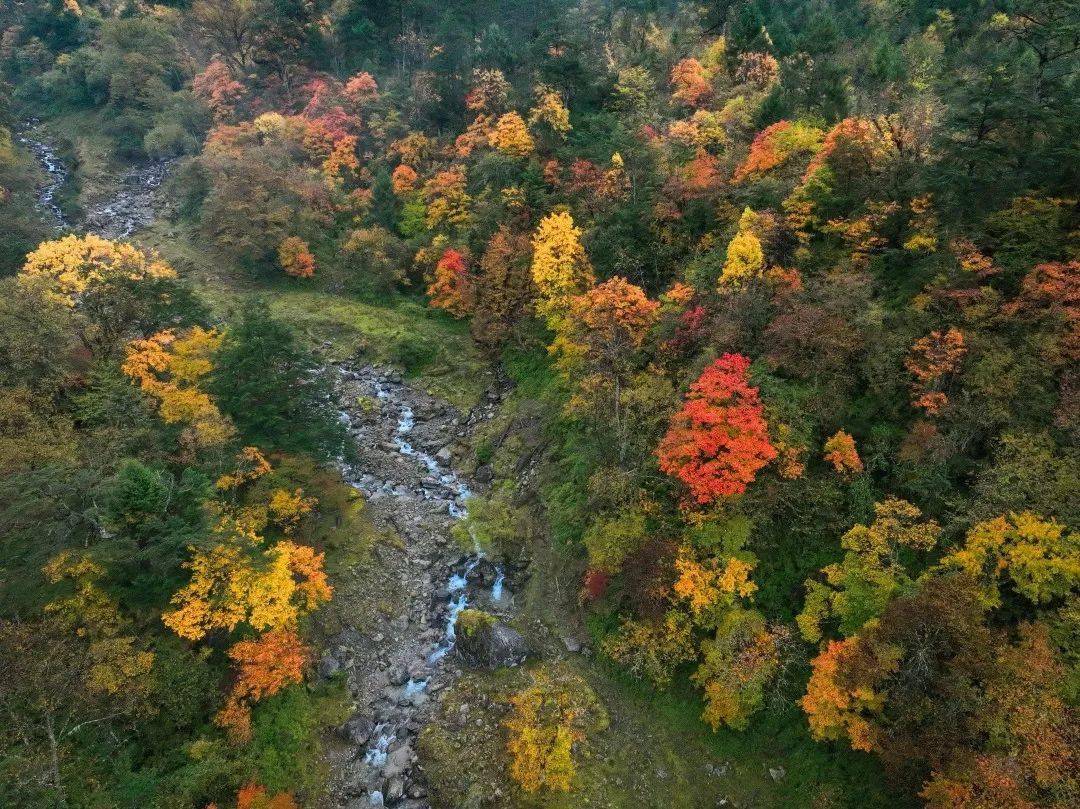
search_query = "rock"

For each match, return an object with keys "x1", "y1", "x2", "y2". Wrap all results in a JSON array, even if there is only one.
[
  {"x1": 340, "y1": 714, "x2": 375, "y2": 746},
  {"x1": 769, "y1": 766, "x2": 786, "y2": 782},
  {"x1": 474, "y1": 463, "x2": 494, "y2": 483},
  {"x1": 406, "y1": 781, "x2": 427, "y2": 799},
  {"x1": 456, "y1": 618, "x2": 529, "y2": 669},
  {"x1": 382, "y1": 743, "x2": 413, "y2": 779},
  {"x1": 387, "y1": 666, "x2": 409, "y2": 686},
  {"x1": 384, "y1": 776, "x2": 405, "y2": 803},
  {"x1": 560, "y1": 635, "x2": 582, "y2": 654},
  {"x1": 434, "y1": 446, "x2": 453, "y2": 464},
  {"x1": 318, "y1": 651, "x2": 343, "y2": 679}
]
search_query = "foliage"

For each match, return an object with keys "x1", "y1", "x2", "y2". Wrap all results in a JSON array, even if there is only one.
[{"x1": 657, "y1": 354, "x2": 776, "y2": 506}]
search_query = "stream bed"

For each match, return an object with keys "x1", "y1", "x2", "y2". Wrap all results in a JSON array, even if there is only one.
[{"x1": 330, "y1": 365, "x2": 513, "y2": 807}]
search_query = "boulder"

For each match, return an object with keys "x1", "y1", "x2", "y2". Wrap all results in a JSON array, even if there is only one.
[
  {"x1": 318, "y1": 651, "x2": 343, "y2": 679},
  {"x1": 340, "y1": 714, "x2": 375, "y2": 746},
  {"x1": 455, "y1": 612, "x2": 529, "y2": 669}
]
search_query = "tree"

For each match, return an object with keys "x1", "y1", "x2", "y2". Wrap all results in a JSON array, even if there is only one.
[
  {"x1": 530, "y1": 210, "x2": 595, "y2": 326},
  {"x1": 277, "y1": 237, "x2": 315, "y2": 279},
  {"x1": 192, "y1": 0, "x2": 259, "y2": 72},
  {"x1": 504, "y1": 667, "x2": 605, "y2": 793},
  {"x1": 802, "y1": 575, "x2": 994, "y2": 780},
  {"x1": 488, "y1": 111, "x2": 535, "y2": 157},
  {"x1": 215, "y1": 629, "x2": 307, "y2": 743},
  {"x1": 601, "y1": 611, "x2": 697, "y2": 689},
  {"x1": 733, "y1": 120, "x2": 823, "y2": 183},
  {"x1": 18, "y1": 235, "x2": 181, "y2": 356},
  {"x1": 937, "y1": 512, "x2": 1079, "y2": 609},
  {"x1": 797, "y1": 498, "x2": 940, "y2": 643},
  {"x1": 426, "y1": 248, "x2": 473, "y2": 317},
  {"x1": 550, "y1": 277, "x2": 658, "y2": 454},
  {"x1": 670, "y1": 58, "x2": 711, "y2": 108},
  {"x1": 123, "y1": 326, "x2": 236, "y2": 453},
  {"x1": 470, "y1": 227, "x2": 534, "y2": 352},
  {"x1": 192, "y1": 60, "x2": 245, "y2": 122},
  {"x1": 905, "y1": 328, "x2": 967, "y2": 415},
  {"x1": 823, "y1": 430, "x2": 863, "y2": 476},
  {"x1": 694, "y1": 609, "x2": 790, "y2": 731},
  {"x1": 719, "y1": 208, "x2": 766, "y2": 289},
  {"x1": 657, "y1": 354, "x2": 776, "y2": 506},
  {"x1": 210, "y1": 300, "x2": 346, "y2": 459},
  {"x1": 162, "y1": 538, "x2": 331, "y2": 642}
]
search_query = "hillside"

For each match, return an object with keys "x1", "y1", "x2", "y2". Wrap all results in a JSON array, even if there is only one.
[{"x1": 0, "y1": 2, "x2": 1077, "y2": 808}]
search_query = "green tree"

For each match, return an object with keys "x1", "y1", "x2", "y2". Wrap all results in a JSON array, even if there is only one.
[{"x1": 211, "y1": 300, "x2": 347, "y2": 460}]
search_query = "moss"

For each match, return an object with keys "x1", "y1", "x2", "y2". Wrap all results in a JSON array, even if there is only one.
[{"x1": 456, "y1": 608, "x2": 497, "y2": 638}]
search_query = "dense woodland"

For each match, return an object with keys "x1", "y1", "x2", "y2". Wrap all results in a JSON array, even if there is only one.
[{"x1": 0, "y1": 1, "x2": 1078, "y2": 807}]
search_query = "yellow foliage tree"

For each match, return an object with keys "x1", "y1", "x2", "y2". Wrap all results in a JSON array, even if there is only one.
[
  {"x1": 489, "y1": 111, "x2": 535, "y2": 157},
  {"x1": 162, "y1": 539, "x2": 331, "y2": 642},
  {"x1": 42, "y1": 551, "x2": 155, "y2": 701},
  {"x1": 719, "y1": 208, "x2": 765, "y2": 289},
  {"x1": 504, "y1": 668, "x2": 604, "y2": 793},
  {"x1": 18, "y1": 234, "x2": 178, "y2": 354},
  {"x1": 530, "y1": 210, "x2": 595, "y2": 326},
  {"x1": 937, "y1": 512, "x2": 1079, "y2": 608},
  {"x1": 123, "y1": 327, "x2": 236, "y2": 452},
  {"x1": 528, "y1": 86, "x2": 571, "y2": 138}
]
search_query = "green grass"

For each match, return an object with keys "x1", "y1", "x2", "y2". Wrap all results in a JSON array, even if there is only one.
[{"x1": 138, "y1": 222, "x2": 493, "y2": 409}]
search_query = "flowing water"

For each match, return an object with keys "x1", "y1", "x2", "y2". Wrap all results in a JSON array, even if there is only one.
[{"x1": 335, "y1": 366, "x2": 506, "y2": 804}]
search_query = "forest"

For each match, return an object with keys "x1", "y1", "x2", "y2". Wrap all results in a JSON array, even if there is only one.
[{"x1": 0, "y1": 1, "x2": 1077, "y2": 807}]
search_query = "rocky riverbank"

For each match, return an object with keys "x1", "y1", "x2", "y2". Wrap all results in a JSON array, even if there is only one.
[
  {"x1": 18, "y1": 122, "x2": 171, "y2": 238},
  {"x1": 321, "y1": 364, "x2": 523, "y2": 808}
]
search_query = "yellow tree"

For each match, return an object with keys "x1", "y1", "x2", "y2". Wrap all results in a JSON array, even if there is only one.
[
  {"x1": 797, "y1": 498, "x2": 940, "y2": 642},
  {"x1": 19, "y1": 234, "x2": 178, "y2": 355},
  {"x1": 123, "y1": 327, "x2": 236, "y2": 453},
  {"x1": 937, "y1": 513, "x2": 1079, "y2": 609},
  {"x1": 489, "y1": 111, "x2": 535, "y2": 158},
  {"x1": 530, "y1": 210, "x2": 594, "y2": 326},
  {"x1": 719, "y1": 208, "x2": 765, "y2": 289},
  {"x1": 162, "y1": 538, "x2": 331, "y2": 642}
]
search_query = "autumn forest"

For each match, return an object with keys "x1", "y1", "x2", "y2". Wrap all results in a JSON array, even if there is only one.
[{"x1": 0, "y1": 1, "x2": 1077, "y2": 808}]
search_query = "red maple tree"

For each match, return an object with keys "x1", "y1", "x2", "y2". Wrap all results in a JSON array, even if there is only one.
[{"x1": 657, "y1": 354, "x2": 776, "y2": 505}]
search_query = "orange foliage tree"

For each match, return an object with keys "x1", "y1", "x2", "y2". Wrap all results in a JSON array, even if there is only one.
[
  {"x1": 657, "y1": 354, "x2": 776, "y2": 506},
  {"x1": 215, "y1": 629, "x2": 308, "y2": 742},
  {"x1": 733, "y1": 120, "x2": 823, "y2": 183},
  {"x1": 823, "y1": 429, "x2": 863, "y2": 476},
  {"x1": 670, "y1": 58, "x2": 711, "y2": 107},
  {"x1": 277, "y1": 237, "x2": 316, "y2": 278},
  {"x1": 193, "y1": 60, "x2": 245, "y2": 122},
  {"x1": 426, "y1": 247, "x2": 473, "y2": 317},
  {"x1": 905, "y1": 327, "x2": 967, "y2": 415}
]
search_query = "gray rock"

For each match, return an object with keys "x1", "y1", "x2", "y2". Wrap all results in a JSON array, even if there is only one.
[
  {"x1": 434, "y1": 446, "x2": 453, "y2": 464},
  {"x1": 560, "y1": 635, "x2": 582, "y2": 654},
  {"x1": 384, "y1": 776, "x2": 405, "y2": 803},
  {"x1": 387, "y1": 665, "x2": 409, "y2": 686},
  {"x1": 318, "y1": 652, "x2": 343, "y2": 679},
  {"x1": 456, "y1": 618, "x2": 529, "y2": 669},
  {"x1": 382, "y1": 743, "x2": 413, "y2": 779},
  {"x1": 769, "y1": 766, "x2": 786, "y2": 782},
  {"x1": 474, "y1": 464, "x2": 494, "y2": 483},
  {"x1": 340, "y1": 714, "x2": 375, "y2": 746}
]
